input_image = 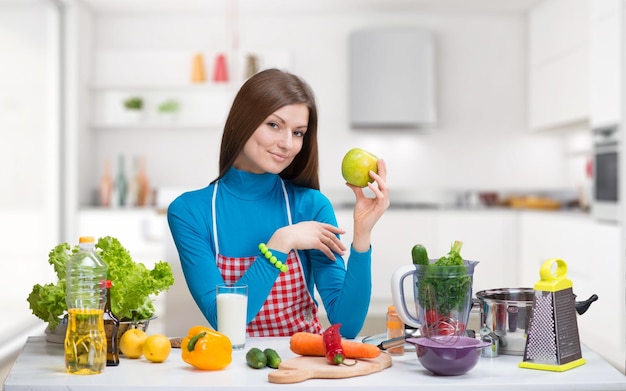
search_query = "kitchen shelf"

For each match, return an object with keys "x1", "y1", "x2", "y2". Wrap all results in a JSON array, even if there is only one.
[{"x1": 90, "y1": 82, "x2": 236, "y2": 130}]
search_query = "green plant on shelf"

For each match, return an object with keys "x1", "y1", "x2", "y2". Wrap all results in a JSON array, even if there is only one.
[
  {"x1": 157, "y1": 99, "x2": 180, "y2": 113},
  {"x1": 123, "y1": 97, "x2": 144, "y2": 110}
]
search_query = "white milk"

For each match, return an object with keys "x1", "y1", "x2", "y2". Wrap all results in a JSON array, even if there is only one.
[{"x1": 217, "y1": 292, "x2": 248, "y2": 349}]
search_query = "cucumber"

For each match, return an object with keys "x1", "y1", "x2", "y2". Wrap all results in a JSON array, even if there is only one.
[
  {"x1": 263, "y1": 348, "x2": 282, "y2": 369},
  {"x1": 246, "y1": 347, "x2": 267, "y2": 369},
  {"x1": 411, "y1": 244, "x2": 429, "y2": 265}
]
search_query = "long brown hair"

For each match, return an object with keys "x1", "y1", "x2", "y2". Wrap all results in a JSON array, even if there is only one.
[{"x1": 213, "y1": 69, "x2": 320, "y2": 189}]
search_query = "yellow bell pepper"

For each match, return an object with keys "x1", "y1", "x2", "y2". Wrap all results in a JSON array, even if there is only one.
[{"x1": 181, "y1": 325, "x2": 233, "y2": 370}]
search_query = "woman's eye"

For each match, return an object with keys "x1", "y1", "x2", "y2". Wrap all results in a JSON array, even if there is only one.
[
  {"x1": 294, "y1": 130, "x2": 305, "y2": 137},
  {"x1": 267, "y1": 122, "x2": 279, "y2": 129}
]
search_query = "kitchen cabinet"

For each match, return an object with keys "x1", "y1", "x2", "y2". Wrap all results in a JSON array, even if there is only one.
[
  {"x1": 349, "y1": 27, "x2": 436, "y2": 129},
  {"x1": 528, "y1": 0, "x2": 590, "y2": 130},
  {"x1": 517, "y1": 211, "x2": 623, "y2": 372},
  {"x1": 589, "y1": 0, "x2": 622, "y2": 128}
]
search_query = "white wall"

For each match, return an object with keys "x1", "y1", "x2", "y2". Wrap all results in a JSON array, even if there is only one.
[
  {"x1": 0, "y1": 0, "x2": 60, "y2": 365},
  {"x1": 85, "y1": 8, "x2": 588, "y2": 202}
]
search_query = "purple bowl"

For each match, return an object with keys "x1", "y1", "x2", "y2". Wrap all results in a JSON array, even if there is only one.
[{"x1": 406, "y1": 336, "x2": 490, "y2": 376}]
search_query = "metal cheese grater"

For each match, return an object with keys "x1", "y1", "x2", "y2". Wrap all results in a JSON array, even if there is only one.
[{"x1": 519, "y1": 258, "x2": 586, "y2": 372}]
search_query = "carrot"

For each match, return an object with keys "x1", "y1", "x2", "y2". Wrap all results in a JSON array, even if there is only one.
[{"x1": 290, "y1": 332, "x2": 381, "y2": 359}]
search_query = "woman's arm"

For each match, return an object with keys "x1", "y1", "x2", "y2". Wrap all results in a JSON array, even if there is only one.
[
  {"x1": 291, "y1": 192, "x2": 371, "y2": 338},
  {"x1": 167, "y1": 195, "x2": 282, "y2": 329},
  {"x1": 317, "y1": 158, "x2": 390, "y2": 338},
  {"x1": 313, "y1": 246, "x2": 372, "y2": 338}
]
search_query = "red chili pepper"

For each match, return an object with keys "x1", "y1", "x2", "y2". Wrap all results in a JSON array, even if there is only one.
[{"x1": 323, "y1": 324, "x2": 347, "y2": 365}]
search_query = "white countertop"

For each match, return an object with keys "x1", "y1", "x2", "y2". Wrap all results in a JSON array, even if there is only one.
[{"x1": 4, "y1": 336, "x2": 626, "y2": 391}]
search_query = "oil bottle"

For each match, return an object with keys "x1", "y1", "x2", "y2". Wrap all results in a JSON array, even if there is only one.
[{"x1": 64, "y1": 236, "x2": 107, "y2": 374}]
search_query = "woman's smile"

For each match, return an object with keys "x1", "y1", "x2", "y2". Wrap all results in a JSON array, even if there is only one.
[{"x1": 269, "y1": 151, "x2": 289, "y2": 162}]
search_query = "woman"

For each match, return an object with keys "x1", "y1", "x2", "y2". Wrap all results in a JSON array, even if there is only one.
[{"x1": 167, "y1": 69, "x2": 389, "y2": 338}]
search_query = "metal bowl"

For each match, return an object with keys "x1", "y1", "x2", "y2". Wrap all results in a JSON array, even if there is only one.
[{"x1": 406, "y1": 336, "x2": 489, "y2": 376}]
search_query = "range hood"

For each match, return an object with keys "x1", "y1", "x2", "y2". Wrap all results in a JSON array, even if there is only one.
[{"x1": 349, "y1": 27, "x2": 437, "y2": 129}]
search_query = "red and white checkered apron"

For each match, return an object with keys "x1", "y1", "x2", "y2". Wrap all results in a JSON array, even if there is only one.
[{"x1": 212, "y1": 180, "x2": 323, "y2": 337}]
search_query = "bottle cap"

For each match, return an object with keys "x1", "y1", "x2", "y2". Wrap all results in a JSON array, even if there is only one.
[
  {"x1": 79, "y1": 236, "x2": 95, "y2": 243},
  {"x1": 388, "y1": 305, "x2": 396, "y2": 312},
  {"x1": 100, "y1": 279, "x2": 112, "y2": 289}
]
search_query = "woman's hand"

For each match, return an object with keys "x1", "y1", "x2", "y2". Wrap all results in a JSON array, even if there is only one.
[
  {"x1": 346, "y1": 158, "x2": 390, "y2": 252},
  {"x1": 267, "y1": 222, "x2": 347, "y2": 261}
]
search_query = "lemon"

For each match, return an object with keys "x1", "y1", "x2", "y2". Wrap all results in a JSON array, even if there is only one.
[
  {"x1": 119, "y1": 328, "x2": 148, "y2": 359},
  {"x1": 143, "y1": 334, "x2": 172, "y2": 363}
]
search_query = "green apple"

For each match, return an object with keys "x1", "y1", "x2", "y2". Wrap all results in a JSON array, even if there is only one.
[{"x1": 341, "y1": 148, "x2": 378, "y2": 187}]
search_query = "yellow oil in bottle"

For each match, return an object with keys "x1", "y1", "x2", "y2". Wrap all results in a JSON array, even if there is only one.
[{"x1": 64, "y1": 308, "x2": 106, "y2": 375}]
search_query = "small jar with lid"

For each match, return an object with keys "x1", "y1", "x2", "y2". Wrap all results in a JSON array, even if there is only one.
[{"x1": 386, "y1": 305, "x2": 405, "y2": 355}]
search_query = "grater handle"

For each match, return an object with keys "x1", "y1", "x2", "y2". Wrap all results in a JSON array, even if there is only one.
[
  {"x1": 539, "y1": 258, "x2": 567, "y2": 281},
  {"x1": 536, "y1": 258, "x2": 573, "y2": 292}
]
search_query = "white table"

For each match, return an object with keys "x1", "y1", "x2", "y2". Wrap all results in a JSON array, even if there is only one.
[{"x1": 3, "y1": 336, "x2": 626, "y2": 391}]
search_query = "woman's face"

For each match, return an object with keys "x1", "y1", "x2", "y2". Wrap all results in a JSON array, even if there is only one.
[{"x1": 234, "y1": 103, "x2": 309, "y2": 174}]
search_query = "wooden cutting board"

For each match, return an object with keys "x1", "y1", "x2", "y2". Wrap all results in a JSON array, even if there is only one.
[{"x1": 267, "y1": 353, "x2": 392, "y2": 384}]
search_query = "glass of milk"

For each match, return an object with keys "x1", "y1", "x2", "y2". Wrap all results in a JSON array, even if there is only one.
[{"x1": 216, "y1": 284, "x2": 248, "y2": 350}]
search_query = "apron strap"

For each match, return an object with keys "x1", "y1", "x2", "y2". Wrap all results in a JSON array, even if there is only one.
[
  {"x1": 212, "y1": 181, "x2": 220, "y2": 256},
  {"x1": 280, "y1": 179, "x2": 293, "y2": 225}
]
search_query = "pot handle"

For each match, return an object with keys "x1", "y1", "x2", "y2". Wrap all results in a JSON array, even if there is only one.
[
  {"x1": 575, "y1": 294, "x2": 598, "y2": 315},
  {"x1": 390, "y1": 264, "x2": 420, "y2": 329}
]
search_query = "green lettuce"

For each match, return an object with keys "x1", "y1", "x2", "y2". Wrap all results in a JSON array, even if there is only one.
[
  {"x1": 417, "y1": 240, "x2": 472, "y2": 315},
  {"x1": 27, "y1": 236, "x2": 174, "y2": 330},
  {"x1": 96, "y1": 236, "x2": 174, "y2": 320}
]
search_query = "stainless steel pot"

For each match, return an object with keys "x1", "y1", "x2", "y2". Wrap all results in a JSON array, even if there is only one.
[
  {"x1": 475, "y1": 288, "x2": 533, "y2": 356},
  {"x1": 475, "y1": 288, "x2": 598, "y2": 356}
]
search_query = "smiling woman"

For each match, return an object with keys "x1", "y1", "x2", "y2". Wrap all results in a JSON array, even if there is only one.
[{"x1": 167, "y1": 69, "x2": 390, "y2": 339}]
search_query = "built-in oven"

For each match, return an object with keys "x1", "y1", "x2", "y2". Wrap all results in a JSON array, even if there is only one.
[{"x1": 592, "y1": 125, "x2": 619, "y2": 222}]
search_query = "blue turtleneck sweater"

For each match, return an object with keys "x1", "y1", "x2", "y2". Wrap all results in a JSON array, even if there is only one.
[{"x1": 167, "y1": 167, "x2": 372, "y2": 338}]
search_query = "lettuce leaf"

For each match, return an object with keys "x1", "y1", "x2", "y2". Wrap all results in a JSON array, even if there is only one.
[
  {"x1": 96, "y1": 236, "x2": 174, "y2": 321},
  {"x1": 27, "y1": 237, "x2": 174, "y2": 329},
  {"x1": 26, "y1": 281, "x2": 67, "y2": 330},
  {"x1": 26, "y1": 243, "x2": 77, "y2": 330}
]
